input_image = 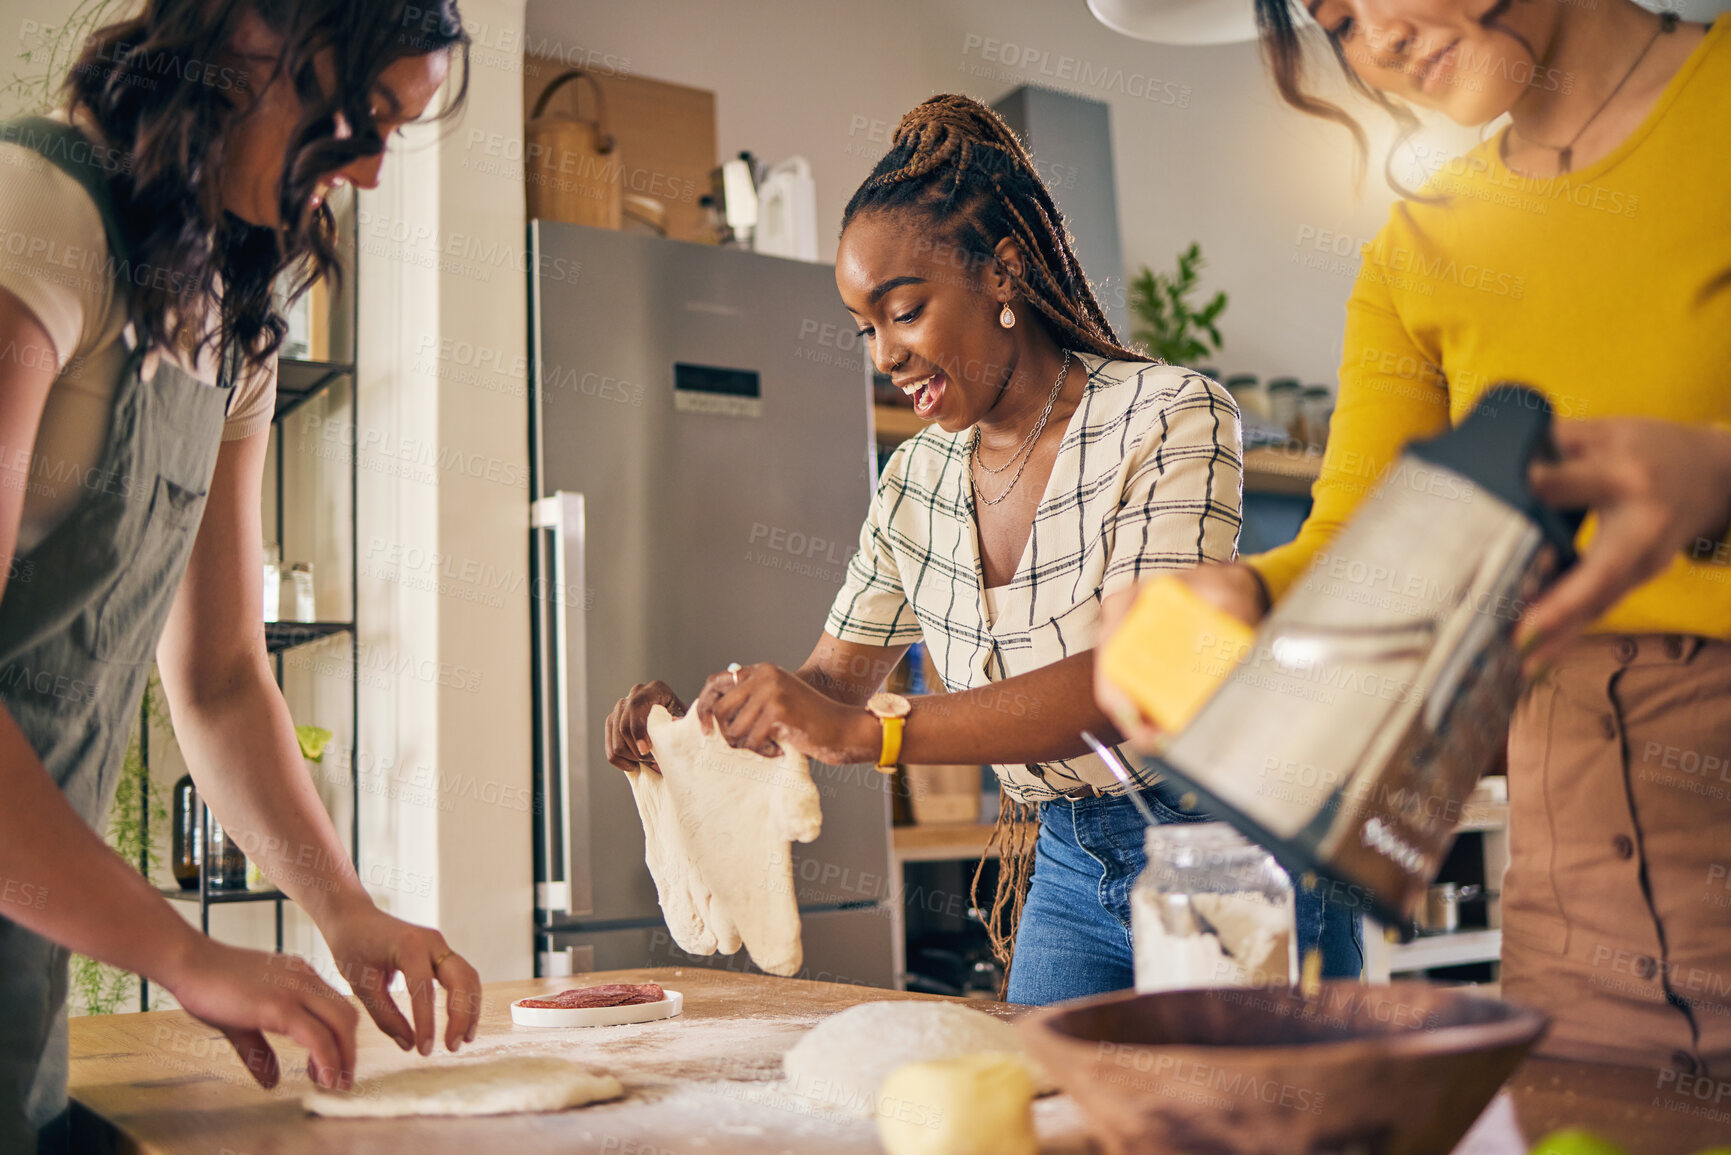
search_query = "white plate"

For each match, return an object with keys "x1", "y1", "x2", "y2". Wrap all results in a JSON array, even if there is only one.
[{"x1": 510, "y1": 989, "x2": 683, "y2": 1029}]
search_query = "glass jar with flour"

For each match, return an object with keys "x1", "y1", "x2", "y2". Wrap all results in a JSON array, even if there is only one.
[{"x1": 1132, "y1": 822, "x2": 1297, "y2": 992}]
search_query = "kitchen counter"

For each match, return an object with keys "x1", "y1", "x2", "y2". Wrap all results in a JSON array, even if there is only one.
[{"x1": 67, "y1": 969, "x2": 1727, "y2": 1154}]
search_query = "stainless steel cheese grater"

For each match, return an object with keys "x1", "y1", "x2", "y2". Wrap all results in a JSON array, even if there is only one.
[{"x1": 1131, "y1": 385, "x2": 1583, "y2": 928}]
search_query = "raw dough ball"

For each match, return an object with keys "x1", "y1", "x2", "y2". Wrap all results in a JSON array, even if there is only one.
[
  {"x1": 782, "y1": 1000, "x2": 1052, "y2": 1116},
  {"x1": 303, "y1": 1056, "x2": 623, "y2": 1117},
  {"x1": 877, "y1": 1053, "x2": 1037, "y2": 1155}
]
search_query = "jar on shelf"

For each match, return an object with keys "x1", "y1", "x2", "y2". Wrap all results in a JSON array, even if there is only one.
[
  {"x1": 1301, "y1": 385, "x2": 1335, "y2": 451},
  {"x1": 206, "y1": 813, "x2": 249, "y2": 890},
  {"x1": 1265, "y1": 378, "x2": 1303, "y2": 442},
  {"x1": 171, "y1": 774, "x2": 200, "y2": 890},
  {"x1": 262, "y1": 542, "x2": 281, "y2": 622},
  {"x1": 1222, "y1": 374, "x2": 1266, "y2": 421},
  {"x1": 289, "y1": 562, "x2": 316, "y2": 622},
  {"x1": 1131, "y1": 822, "x2": 1297, "y2": 992}
]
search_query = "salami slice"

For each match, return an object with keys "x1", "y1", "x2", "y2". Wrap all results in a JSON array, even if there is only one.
[{"x1": 517, "y1": 983, "x2": 665, "y2": 1010}]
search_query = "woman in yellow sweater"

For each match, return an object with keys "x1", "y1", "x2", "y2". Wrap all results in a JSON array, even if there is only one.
[{"x1": 1102, "y1": 0, "x2": 1731, "y2": 1071}]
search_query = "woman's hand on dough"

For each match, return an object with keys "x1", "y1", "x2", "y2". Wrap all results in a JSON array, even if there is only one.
[
  {"x1": 605, "y1": 681, "x2": 686, "y2": 771},
  {"x1": 694, "y1": 662, "x2": 875, "y2": 764},
  {"x1": 1524, "y1": 418, "x2": 1731, "y2": 668},
  {"x1": 322, "y1": 900, "x2": 484, "y2": 1058},
  {"x1": 1093, "y1": 563, "x2": 1268, "y2": 751},
  {"x1": 157, "y1": 937, "x2": 359, "y2": 1092}
]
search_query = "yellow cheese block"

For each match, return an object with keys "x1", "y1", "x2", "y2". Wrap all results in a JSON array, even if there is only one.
[
  {"x1": 1101, "y1": 575, "x2": 1256, "y2": 733},
  {"x1": 876, "y1": 1053, "x2": 1037, "y2": 1155}
]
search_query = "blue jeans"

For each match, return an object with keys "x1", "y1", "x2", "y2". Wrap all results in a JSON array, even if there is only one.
[{"x1": 1005, "y1": 787, "x2": 1364, "y2": 1006}]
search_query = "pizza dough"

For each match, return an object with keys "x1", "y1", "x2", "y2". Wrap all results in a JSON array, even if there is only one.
[
  {"x1": 782, "y1": 1001, "x2": 1054, "y2": 1116},
  {"x1": 303, "y1": 1056, "x2": 623, "y2": 1118},
  {"x1": 629, "y1": 705, "x2": 822, "y2": 977},
  {"x1": 877, "y1": 1053, "x2": 1038, "y2": 1155}
]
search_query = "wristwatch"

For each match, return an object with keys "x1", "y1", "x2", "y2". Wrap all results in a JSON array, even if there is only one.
[{"x1": 865, "y1": 691, "x2": 912, "y2": 770}]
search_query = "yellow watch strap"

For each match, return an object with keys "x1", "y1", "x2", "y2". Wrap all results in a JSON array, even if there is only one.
[{"x1": 876, "y1": 715, "x2": 904, "y2": 769}]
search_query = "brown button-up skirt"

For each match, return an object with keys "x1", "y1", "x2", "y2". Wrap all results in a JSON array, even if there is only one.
[{"x1": 1501, "y1": 633, "x2": 1731, "y2": 1075}]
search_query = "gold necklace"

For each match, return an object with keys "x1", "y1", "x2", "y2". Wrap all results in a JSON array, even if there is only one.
[
  {"x1": 971, "y1": 349, "x2": 1072, "y2": 507},
  {"x1": 1508, "y1": 11, "x2": 1678, "y2": 174}
]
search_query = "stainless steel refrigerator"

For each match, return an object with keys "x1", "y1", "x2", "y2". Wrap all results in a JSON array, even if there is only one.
[{"x1": 528, "y1": 222, "x2": 897, "y2": 988}]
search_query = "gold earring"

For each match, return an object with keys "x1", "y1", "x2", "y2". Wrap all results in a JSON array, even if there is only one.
[{"x1": 999, "y1": 303, "x2": 1015, "y2": 329}]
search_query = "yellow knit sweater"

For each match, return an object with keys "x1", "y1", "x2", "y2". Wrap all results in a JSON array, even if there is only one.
[{"x1": 1251, "y1": 17, "x2": 1731, "y2": 638}]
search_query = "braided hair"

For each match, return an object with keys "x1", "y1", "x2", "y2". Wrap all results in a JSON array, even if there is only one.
[{"x1": 843, "y1": 94, "x2": 1151, "y2": 364}]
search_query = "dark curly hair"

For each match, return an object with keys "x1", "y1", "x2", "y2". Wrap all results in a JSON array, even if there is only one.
[
  {"x1": 842, "y1": 94, "x2": 1150, "y2": 362},
  {"x1": 65, "y1": 0, "x2": 469, "y2": 374}
]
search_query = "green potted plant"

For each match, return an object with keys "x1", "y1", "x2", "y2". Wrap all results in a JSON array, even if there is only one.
[
  {"x1": 69, "y1": 677, "x2": 337, "y2": 1015},
  {"x1": 69, "y1": 677, "x2": 169, "y2": 1016},
  {"x1": 1127, "y1": 242, "x2": 1229, "y2": 366}
]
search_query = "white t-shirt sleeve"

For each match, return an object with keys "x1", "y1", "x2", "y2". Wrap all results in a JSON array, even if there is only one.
[
  {"x1": 223, "y1": 353, "x2": 277, "y2": 441},
  {"x1": 0, "y1": 143, "x2": 111, "y2": 370}
]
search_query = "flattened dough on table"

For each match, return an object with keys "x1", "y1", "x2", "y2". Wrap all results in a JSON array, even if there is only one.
[
  {"x1": 303, "y1": 1056, "x2": 623, "y2": 1118},
  {"x1": 629, "y1": 705, "x2": 822, "y2": 977}
]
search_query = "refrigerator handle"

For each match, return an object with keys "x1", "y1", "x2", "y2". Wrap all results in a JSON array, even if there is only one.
[{"x1": 531, "y1": 491, "x2": 592, "y2": 918}]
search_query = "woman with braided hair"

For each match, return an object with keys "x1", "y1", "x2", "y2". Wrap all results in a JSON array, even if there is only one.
[{"x1": 606, "y1": 94, "x2": 1362, "y2": 1003}]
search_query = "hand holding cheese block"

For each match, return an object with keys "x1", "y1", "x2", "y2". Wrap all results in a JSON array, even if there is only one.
[
  {"x1": 626, "y1": 705, "x2": 822, "y2": 976},
  {"x1": 1099, "y1": 573, "x2": 1258, "y2": 741}
]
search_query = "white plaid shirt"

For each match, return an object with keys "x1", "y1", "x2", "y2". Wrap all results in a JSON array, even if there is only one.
[{"x1": 825, "y1": 354, "x2": 1243, "y2": 802}]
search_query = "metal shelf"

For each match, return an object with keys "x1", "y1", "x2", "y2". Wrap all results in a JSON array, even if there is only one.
[
  {"x1": 160, "y1": 886, "x2": 284, "y2": 906},
  {"x1": 263, "y1": 620, "x2": 353, "y2": 654},
  {"x1": 139, "y1": 204, "x2": 359, "y2": 1013},
  {"x1": 275, "y1": 357, "x2": 354, "y2": 420},
  {"x1": 1388, "y1": 928, "x2": 1502, "y2": 973}
]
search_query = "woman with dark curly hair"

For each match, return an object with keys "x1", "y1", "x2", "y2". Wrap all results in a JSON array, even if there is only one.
[
  {"x1": 607, "y1": 94, "x2": 1363, "y2": 1004},
  {"x1": 0, "y1": 3, "x2": 479, "y2": 1147},
  {"x1": 1103, "y1": 0, "x2": 1731, "y2": 1071}
]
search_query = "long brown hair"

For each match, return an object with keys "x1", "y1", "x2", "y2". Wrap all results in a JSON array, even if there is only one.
[
  {"x1": 842, "y1": 94, "x2": 1151, "y2": 362},
  {"x1": 1254, "y1": 0, "x2": 1425, "y2": 192},
  {"x1": 65, "y1": 0, "x2": 469, "y2": 374}
]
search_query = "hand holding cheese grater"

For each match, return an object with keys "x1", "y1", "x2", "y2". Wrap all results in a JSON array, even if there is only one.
[{"x1": 1099, "y1": 385, "x2": 1583, "y2": 930}]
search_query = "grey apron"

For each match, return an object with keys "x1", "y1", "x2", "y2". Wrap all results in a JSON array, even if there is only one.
[{"x1": 0, "y1": 117, "x2": 233, "y2": 1148}]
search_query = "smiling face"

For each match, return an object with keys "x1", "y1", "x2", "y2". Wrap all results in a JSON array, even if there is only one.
[
  {"x1": 1309, "y1": 0, "x2": 1559, "y2": 124},
  {"x1": 219, "y1": 13, "x2": 451, "y2": 227},
  {"x1": 836, "y1": 210, "x2": 1033, "y2": 433}
]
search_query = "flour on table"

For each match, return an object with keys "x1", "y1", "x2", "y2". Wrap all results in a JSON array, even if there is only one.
[
  {"x1": 782, "y1": 1001, "x2": 1054, "y2": 1116},
  {"x1": 631, "y1": 705, "x2": 822, "y2": 976},
  {"x1": 302, "y1": 1056, "x2": 623, "y2": 1118}
]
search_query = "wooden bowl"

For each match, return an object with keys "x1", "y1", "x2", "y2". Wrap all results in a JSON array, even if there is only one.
[{"x1": 1018, "y1": 982, "x2": 1546, "y2": 1155}]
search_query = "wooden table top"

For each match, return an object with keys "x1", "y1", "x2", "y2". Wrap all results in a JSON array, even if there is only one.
[
  {"x1": 67, "y1": 967, "x2": 1091, "y2": 1154},
  {"x1": 67, "y1": 969, "x2": 1729, "y2": 1154}
]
